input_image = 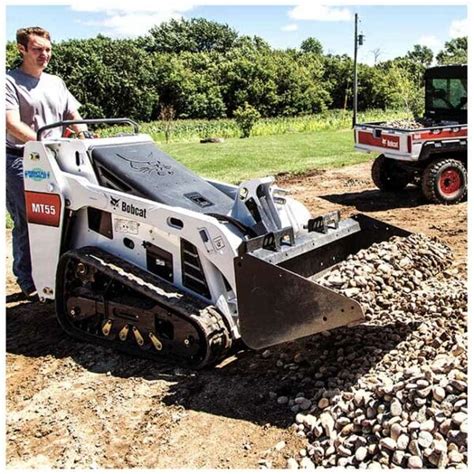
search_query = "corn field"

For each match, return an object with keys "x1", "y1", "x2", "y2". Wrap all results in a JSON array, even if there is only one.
[{"x1": 96, "y1": 109, "x2": 408, "y2": 144}]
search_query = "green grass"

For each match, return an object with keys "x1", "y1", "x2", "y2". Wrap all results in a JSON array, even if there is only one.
[{"x1": 162, "y1": 128, "x2": 375, "y2": 184}]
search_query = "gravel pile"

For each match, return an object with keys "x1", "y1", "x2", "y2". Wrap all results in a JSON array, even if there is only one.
[
  {"x1": 381, "y1": 119, "x2": 426, "y2": 130},
  {"x1": 317, "y1": 233, "x2": 453, "y2": 322},
  {"x1": 267, "y1": 234, "x2": 467, "y2": 469}
]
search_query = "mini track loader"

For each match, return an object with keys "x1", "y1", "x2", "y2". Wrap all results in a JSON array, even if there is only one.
[{"x1": 23, "y1": 118, "x2": 411, "y2": 367}]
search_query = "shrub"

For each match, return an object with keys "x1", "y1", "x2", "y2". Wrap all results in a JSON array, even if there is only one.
[{"x1": 234, "y1": 102, "x2": 261, "y2": 138}]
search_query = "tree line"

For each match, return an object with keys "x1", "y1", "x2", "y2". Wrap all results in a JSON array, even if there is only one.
[{"x1": 6, "y1": 18, "x2": 468, "y2": 122}]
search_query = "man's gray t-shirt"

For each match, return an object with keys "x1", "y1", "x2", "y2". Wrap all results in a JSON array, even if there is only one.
[{"x1": 6, "y1": 68, "x2": 81, "y2": 149}]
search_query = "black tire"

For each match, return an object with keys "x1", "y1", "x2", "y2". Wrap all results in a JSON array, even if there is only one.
[
  {"x1": 421, "y1": 159, "x2": 467, "y2": 204},
  {"x1": 371, "y1": 155, "x2": 411, "y2": 191}
]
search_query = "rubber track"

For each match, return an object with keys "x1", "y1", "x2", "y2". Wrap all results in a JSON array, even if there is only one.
[{"x1": 56, "y1": 246, "x2": 232, "y2": 368}]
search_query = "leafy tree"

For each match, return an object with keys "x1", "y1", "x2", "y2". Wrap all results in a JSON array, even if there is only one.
[
  {"x1": 147, "y1": 18, "x2": 238, "y2": 53},
  {"x1": 300, "y1": 37, "x2": 323, "y2": 55},
  {"x1": 322, "y1": 54, "x2": 353, "y2": 109},
  {"x1": 219, "y1": 46, "x2": 279, "y2": 116},
  {"x1": 234, "y1": 35, "x2": 272, "y2": 52},
  {"x1": 151, "y1": 51, "x2": 226, "y2": 119},
  {"x1": 6, "y1": 41, "x2": 21, "y2": 70},
  {"x1": 272, "y1": 50, "x2": 330, "y2": 115},
  {"x1": 385, "y1": 66, "x2": 424, "y2": 117},
  {"x1": 49, "y1": 36, "x2": 158, "y2": 120},
  {"x1": 407, "y1": 44, "x2": 434, "y2": 67},
  {"x1": 436, "y1": 37, "x2": 467, "y2": 65}
]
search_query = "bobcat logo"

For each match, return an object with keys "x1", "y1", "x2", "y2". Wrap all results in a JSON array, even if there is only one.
[
  {"x1": 117, "y1": 152, "x2": 174, "y2": 176},
  {"x1": 110, "y1": 196, "x2": 121, "y2": 209}
]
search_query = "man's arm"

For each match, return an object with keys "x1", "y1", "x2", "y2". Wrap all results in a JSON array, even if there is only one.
[
  {"x1": 67, "y1": 110, "x2": 88, "y2": 135},
  {"x1": 6, "y1": 109, "x2": 37, "y2": 144}
]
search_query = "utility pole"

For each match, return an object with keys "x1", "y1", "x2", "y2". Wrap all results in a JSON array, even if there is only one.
[{"x1": 352, "y1": 13, "x2": 364, "y2": 128}]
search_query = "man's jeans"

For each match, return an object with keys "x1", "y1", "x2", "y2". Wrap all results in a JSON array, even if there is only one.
[{"x1": 6, "y1": 152, "x2": 34, "y2": 293}]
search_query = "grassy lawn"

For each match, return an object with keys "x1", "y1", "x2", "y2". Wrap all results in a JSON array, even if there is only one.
[{"x1": 162, "y1": 128, "x2": 375, "y2": 184}]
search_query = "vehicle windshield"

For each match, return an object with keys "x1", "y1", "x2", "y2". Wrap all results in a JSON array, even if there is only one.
[{"x1": 426, "y1": 77, "x2": 468, "y2": 111}]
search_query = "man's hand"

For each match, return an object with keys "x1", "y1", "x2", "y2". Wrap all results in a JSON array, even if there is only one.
[
  {"x1": 67, "y1": 110, "x2": 91, "y2": 137},
  {"x1": 77, "y1": 130, "x2": 94, "y2": 139}
]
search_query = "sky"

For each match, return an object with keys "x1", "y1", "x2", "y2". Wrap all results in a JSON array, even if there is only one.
[{"x1": 4, "y1": 1, "x2": 469, "y2": 65}]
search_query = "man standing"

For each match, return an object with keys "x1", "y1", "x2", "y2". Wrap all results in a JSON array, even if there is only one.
[{"x1": 6, "y1": 26, "x2": 89, "y2": 299}]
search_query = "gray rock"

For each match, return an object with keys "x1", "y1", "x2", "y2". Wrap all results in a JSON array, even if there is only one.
[
  {"x1": 428, "y1": 451, "x2": 448, "y2": 469},
  {"x1": 295, "y1": 413, "x2": 305, "y2": 424},
  {"x1": 295, "y1": 397, "x2": 312, "y2": 411},
  {"x1": 392, "y1": 450, "x2": 405, "y2": 466},
  {"x1": 419, "y1": 419, "x2": 434, "y2": 432},
  {"x1": 277, "y1": 396, "x2": 289, "y2": 405},
  {"x1": 408, "y1": 439, "x2": 422, "y2": 457},
  {"x1": 416, "y1": 387, "x2": 431, "y2": 398},
  {"x1": 417, "y1": 430, "x2": 433, "y2": 448},
  {"x1": 380, "y1": 437, "x2": 397, "y2": 451},
  {"x1": 262, "y1": 349, "x2": 272, "y2": 359},
  {"x1": 274, "y1": 441, "x2": 286, "y2": 451},
  {"x1": 320, "y1": 412, "x2": 335, "y2": 438},
  {"x1": 414, "y1": 398, "x2": 426, "y2": 407},
  {"x1": 390, "y1": 423, "x2": 403, "y2": 440},
  {"x1": 407, "y1": 456, "x2": 423, "y2": 469},
  {"x1": 302, "y1": 414, "x2": 317, "y2": 429},
  {"x1": 397, "y1": 434, "x2": 410, "y2": 450},
  {"x1": 390, "y1": 399, "x2": 403, "y2": 417},
  {"x1": 448, "y1": 450, "x2": 464, "y2": 463},
  {"x1": 337, "y1": 444, "x2": 352, "y2": 456},
  {"x1": 355, "y1": 446, "x2": 368, "y2": 462},
  {"x1": 312, "y1": 424, "x2": 323, "y2": 438},
  {"x1": 433, "y1": 439, "x2": 447, "y2": 453},
  {"x1": 337, "y1": 416, "x2": 351, "y2": 427},
  {"x1": 451, "y1": 412, "x2": 467, "y2": 426},
  {"x1": 416, "y1": 379, "x2": 430, "y2": 388},
  {"x1": 300, "y1": 457, "x2": 315, "y2": 469},
  {"x1": 433, "y1": 386, "x2": 446, "y2": 402},
  {"x1": 318, "y1": 398, "x2": 329, "y2": 409},
  {"x1": 408, "y1": 421, "x2": 420, "y2": 431}
]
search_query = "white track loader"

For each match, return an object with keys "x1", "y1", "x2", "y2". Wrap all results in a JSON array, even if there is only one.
[{"x1": 23, "y1": 118, "x2": 411, "y2": 367}]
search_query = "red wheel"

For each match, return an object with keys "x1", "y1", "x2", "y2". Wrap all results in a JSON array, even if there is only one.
[
  {"x1": 438, "y1": 169, "x2": 462, "y2": 197},
  {"x1": 422, "y1": 159, "x2": 467, "y2": 204}
]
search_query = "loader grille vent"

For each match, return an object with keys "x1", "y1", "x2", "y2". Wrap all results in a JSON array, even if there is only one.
[{"x1": 180, "y1": 239, "x2": 211, "y2": 299}]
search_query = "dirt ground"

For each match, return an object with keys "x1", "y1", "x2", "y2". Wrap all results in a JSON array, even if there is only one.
[{"x1": 5, "y1": 161, "x2": 467, "y2": 468}]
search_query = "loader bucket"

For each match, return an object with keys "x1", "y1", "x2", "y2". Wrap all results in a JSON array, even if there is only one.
[{"x1": 235, "y1": 213, "x2": 411, "y2": 349}]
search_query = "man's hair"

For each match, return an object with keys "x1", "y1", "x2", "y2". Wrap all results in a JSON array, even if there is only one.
[{"x1": 16, "y1": 27, "x2": 51, "y2": 49}]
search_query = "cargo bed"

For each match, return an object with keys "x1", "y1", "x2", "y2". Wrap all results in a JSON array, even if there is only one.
[{"x1": 354, "y1": 121, "x2": 467, "y2": 161}]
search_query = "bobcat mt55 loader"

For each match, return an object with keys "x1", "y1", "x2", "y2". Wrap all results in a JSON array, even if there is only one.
[{"x1": 23, "y1": 118, "x2": 410, "y2": 367}]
